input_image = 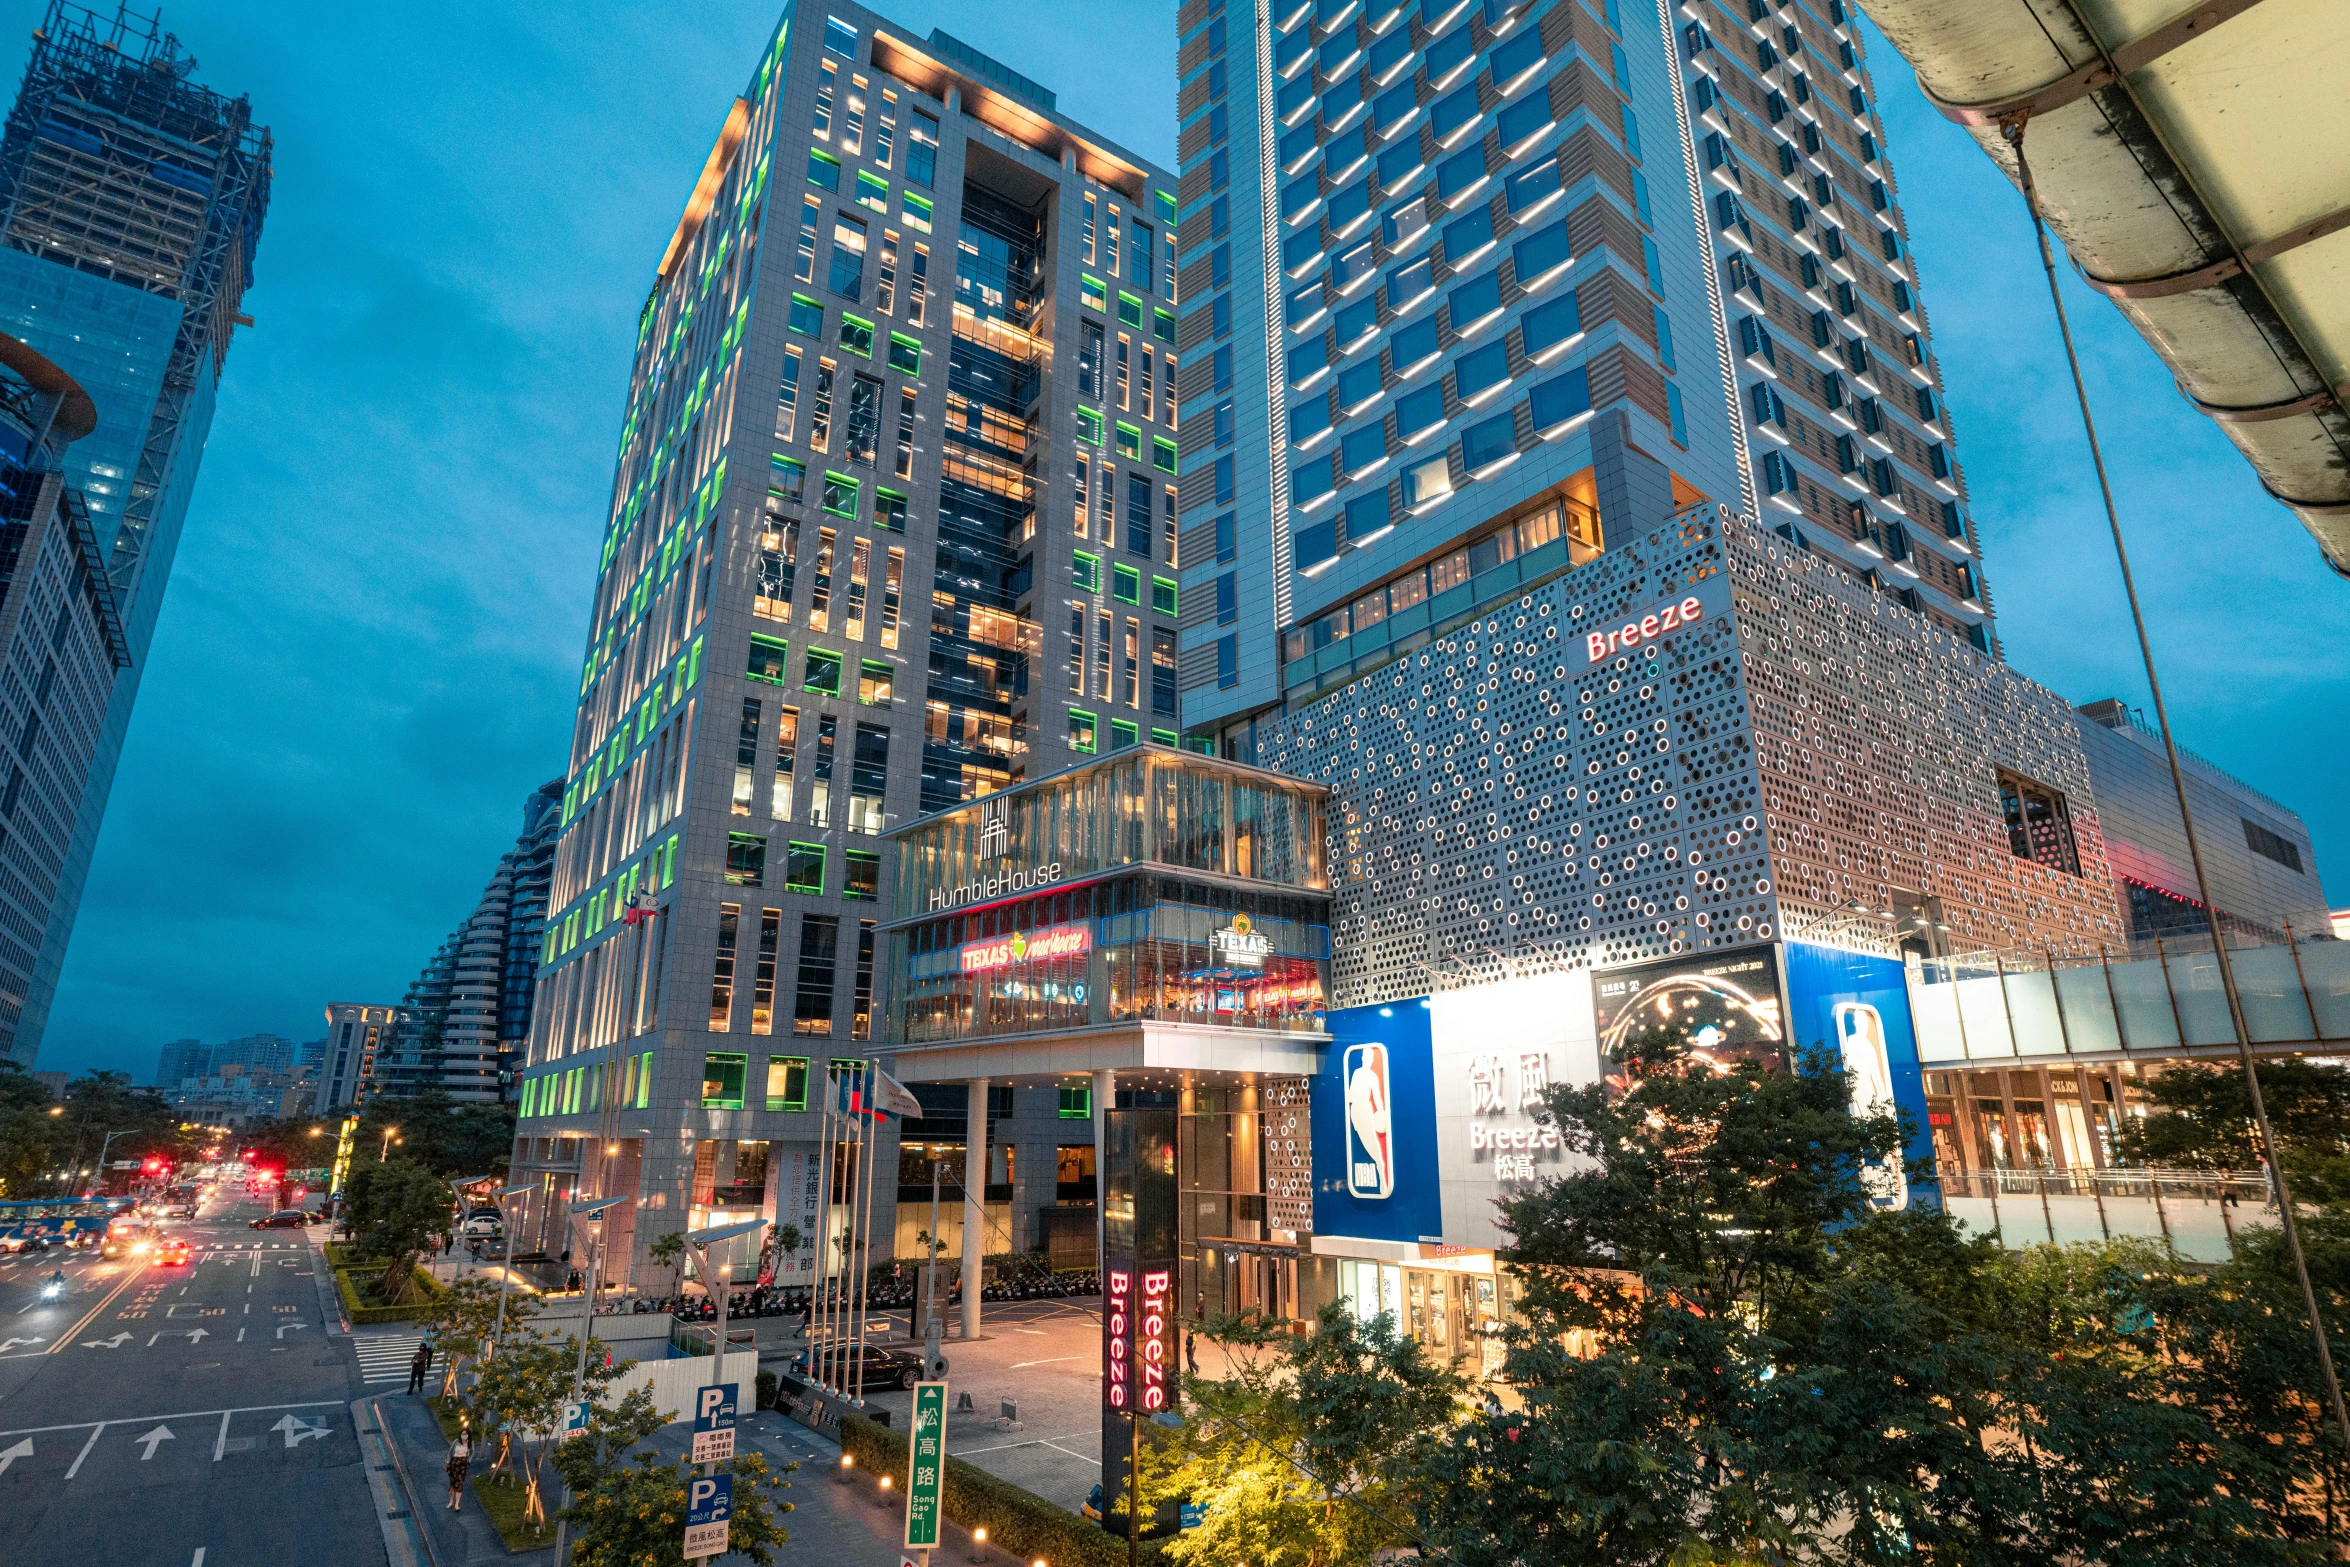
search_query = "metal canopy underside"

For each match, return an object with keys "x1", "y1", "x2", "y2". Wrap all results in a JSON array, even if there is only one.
[{"x1": 1867, "y1": 0, "x2": 2350, "y2": 575}]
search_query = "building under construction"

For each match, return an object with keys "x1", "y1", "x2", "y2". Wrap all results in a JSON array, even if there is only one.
[{"x1": 0, "y1": 1, "x2": 269, "y2": 1062}]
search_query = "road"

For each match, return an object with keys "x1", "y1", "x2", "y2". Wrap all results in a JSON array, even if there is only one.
[{"x1": 0, "y1": 1183, "x2": 383, "y2": 1567}]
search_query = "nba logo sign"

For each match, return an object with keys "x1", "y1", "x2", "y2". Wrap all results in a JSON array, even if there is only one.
[{"x1": 1343, "y1": 1043, "x2": 1394, "y2": 1199}]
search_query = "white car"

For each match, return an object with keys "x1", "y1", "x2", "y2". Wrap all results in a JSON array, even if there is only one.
[{"x1": 460, "y1": 1212, "x2": 504, "y2": 1238}]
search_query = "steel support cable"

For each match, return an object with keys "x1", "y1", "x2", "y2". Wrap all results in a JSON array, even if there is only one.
[{"x1": 1999, "y1": 112, "x2": 2350, "y2": 1459}]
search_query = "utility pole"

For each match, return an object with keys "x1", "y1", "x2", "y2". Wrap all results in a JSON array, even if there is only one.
[
  {"x1": 487, "y1": 1181, "x2": 535, "y2": 1358},
  {"x1": 923, "y1": 1158, "x2": 943, "y2": 1378}
]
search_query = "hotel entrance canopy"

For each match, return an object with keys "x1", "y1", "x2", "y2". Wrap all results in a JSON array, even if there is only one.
[{"x1": 879, "y1": 745, "x2": 1333, "y2": 1084}]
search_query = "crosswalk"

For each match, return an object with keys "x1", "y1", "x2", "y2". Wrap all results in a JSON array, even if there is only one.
[{"x1": 352, "y1": 1329, "x2": 432, "y2": 1385}]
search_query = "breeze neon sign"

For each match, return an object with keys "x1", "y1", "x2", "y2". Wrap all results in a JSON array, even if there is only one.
[
  {"x1": 1105, "y1": 1268, "x2": 1131, "y2": 1410},
  {"x1": 1582, "y1": 594, "x2": 1705, "y2": 663},
  {"x1": 959, "y1": 922, "x2": 1093, "y2": 974},
  {"x1": 1138, "y1": 1268, "x2": 1172, "y2": 1412}
]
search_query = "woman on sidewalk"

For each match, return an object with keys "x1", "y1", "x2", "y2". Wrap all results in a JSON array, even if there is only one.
[{"x1": 445, "y1": 1434, "x2": 472, "y2": 1511}]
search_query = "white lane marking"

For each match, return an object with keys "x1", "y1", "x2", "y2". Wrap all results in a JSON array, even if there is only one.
[
  {"x1": 214, "y1": 1410, "x2": 232, "y2": 1461},
  {"x1": 1008, "y1": 1355, "x2": 1081, "y2": 1368},
  {"x1": 192, "y1": 1551, "x2": 206, "y2": 1566},
  {"x1": 63, "y1": 1423, "x2": 103, "y2": 1478},
  {"x1": 0, "y1": 1399, "x2": 347, "y2": 1440}
]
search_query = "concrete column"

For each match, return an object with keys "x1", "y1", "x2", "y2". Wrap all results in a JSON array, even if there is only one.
[
  {"x1": 1092, "y1": 1068, "x2": 1114, "y2": 1270},
  {"x1": 1588, "y1": 409, "x2": 1678, "y2": 544},
  {"x1": 961, "y1": 1077, "x2": 989, "y2": 1341}
]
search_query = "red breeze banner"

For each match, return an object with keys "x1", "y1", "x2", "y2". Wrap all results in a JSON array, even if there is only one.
[
  {"x1": 1138, "y1": 1268, "x2": 1173, "y2": 1412},
  {"x1": 1104, "y1": 1268, "x2": 1131, "y2": 1410},
  {"x1": 960, "y1": 921, "x2": 1094, "y2": 974}
]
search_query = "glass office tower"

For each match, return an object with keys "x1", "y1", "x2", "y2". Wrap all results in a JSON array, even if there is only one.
[
  {"x1": 1174, "y1": 0, "x2": 1990, "y2": 744},
  {"x1": 511, "y1": 4, "x2": 1179, "y2": 1289},
  {"x1": 0, "y1": 2, "x2": 270, "y2": 1062}
]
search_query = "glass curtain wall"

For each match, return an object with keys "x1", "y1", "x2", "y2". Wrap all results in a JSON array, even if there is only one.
[{"x1": 891, "y1": 874, "x2": 1329, "y2": 1042}]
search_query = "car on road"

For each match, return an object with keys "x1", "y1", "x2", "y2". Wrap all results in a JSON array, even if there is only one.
[
  {"x1": 0, "y1": 1234, "x2": 48, "y2": 1255},
  {"x1": 786, "y1": 1341, "x2": 940, "y2": 1391},
  {"x1": 249, "y1": 1210, "x2": 312, "y2": 1230},
  {"x1": 459, "y1": 1209, "x2": 504, "y2": 1238},
  {"x1": 156, "y1": 1237, "x2": 192, "y2": 1266}
]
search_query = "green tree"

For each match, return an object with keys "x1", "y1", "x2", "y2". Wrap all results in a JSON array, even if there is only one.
[
  {"x1": 341, "y1": 1158, "x2": 453, "y2": 1301},
  {"x1": 0, "y1": 1060, "x2": 63, "y2": 1197},
  {"x1": 421, "y1": 1274, "x2": 537, "y2": 1397},
  {"x1": 553, "y1": 1384, "x2": 796, "y2": 1566},
  {"x1": 43, "y1": 1071, "x2": 181, "y2": 1192},
  {"x1": 648, "y1": 1229, "x2": 687, "y2": 1297},
  {"x1": 1142, "y1": 1306, "x2": 1460, "y2": 1567},
  {"x1": 2117, "y1": 1059, "x2": 2350, "y2": 1207},
  {"x1": 464, "y1": 1326, "x2": 632, "y2": 1529}
]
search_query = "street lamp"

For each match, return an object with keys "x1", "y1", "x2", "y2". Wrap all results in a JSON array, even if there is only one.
[
  {"x1": 549, "y1": 1194, "x2": 627, "y2": 1567},
  {"x1": 485, "y1": 1182, "x2": 537, "y2": 1358},
  {"x1": 685, "y1": 1216, "x2": 766, "y2": 1470},
  {"x1": 378, "y1": 1127, "x2": 400, "y2": 1163}
]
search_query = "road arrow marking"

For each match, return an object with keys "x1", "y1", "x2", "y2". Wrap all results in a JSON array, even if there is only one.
[
  {"x1": 0, "y1": 1337, "x2": 46, "y2": 1352},
  {"x1": 273, "y1": 1322, "x2": 307, "y2": 1339},
  {"x1": 0, "y1": 1437, "x2": 29, "y2": 1474},
  {"x1": 133, "y1": 1425, "x2": 174, "y2": 1460},
  {"x1": 271, "y1": 1414, "x2": 329, "y2": 1449},
  {"x1": 82, "y1": 1332, "x2": 130, "y2": 1349}
]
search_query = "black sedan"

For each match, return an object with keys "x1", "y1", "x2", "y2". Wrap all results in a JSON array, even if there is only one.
[
  {"x1": 787, "y1": 1341, "x2": 942, "y2": 1391},
  {"x1": 249, "y1": 1209, "x2": 312, "y2": 1230}
]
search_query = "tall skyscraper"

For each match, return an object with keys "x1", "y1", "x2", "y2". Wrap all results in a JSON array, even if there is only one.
[
  {"x1": 510, "y1": 3, "x2": 1177, "y2": 1286},
  {"x1": 498, "y1": 779, "x2": 563, "y2": 1096},
  {"x1": 1179, "y1": 0, "x2": 1986, "y2": 750},
  {"x1": 0, "y1": 2, "x2": 269, "y2": 1063}
]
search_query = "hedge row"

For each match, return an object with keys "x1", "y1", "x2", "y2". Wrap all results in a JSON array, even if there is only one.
[
  {"x1": 838, "y1": 1414, "x2": 1167, "y2": 1567},
  {"x1": 334, "y1": 1263, "x2": 444, "y2": 1325}
]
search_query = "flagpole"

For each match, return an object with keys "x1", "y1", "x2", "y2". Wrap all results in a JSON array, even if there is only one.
[
  {"x1": 852, "y1": 1061, "x2": 876, "y2": 1406},
  {"x1": 834, "y1": 1061, "x2": 860, "y2": 1399},
  {"x1": 812, "y1": 1061, "x2": 838, "y2": 1397}
]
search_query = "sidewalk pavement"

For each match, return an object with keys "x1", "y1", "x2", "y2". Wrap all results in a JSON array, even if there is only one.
[{"x1": 376, "y1": 1387, "x2": 555, "y2": 1566}]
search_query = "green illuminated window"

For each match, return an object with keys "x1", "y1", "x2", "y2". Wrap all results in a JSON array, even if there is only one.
[
  {"x1": 874, "y1": 487, "x2": 908, "y2": 530},
  {"x1": 1155, "y1": 190, "x2": 1177, "y2": 224},
  {"x1": 1117, "y1": 291, "x2": 1145, "y2": 328},
  {"x1": 903, "y1": 191, "x2": 933, "y2": 232},
  {"x1": 859, "y1": 659, "x2": 894, "y2": 704},
  {"x1": 1154, "y1": 307, "x2": 1176, "y2": 342},
  {"x1": 748, "y1": 634, "x2": 791, "y2": 685},
  {"x1": 635, "y1": 1050, "x2": 653, "y2": 1108},
  {"x1": 1072, "y1": 550, "x2": 1102, "y2": 591},
  {"x1": 724, "y1": 833, "x2": 767, "y2": 887},
  {"x1": 1081, "y1": 274, "x2": 1106, "y2": 311},
  {"x1": 1069, "y1": 708, "x2": 1097, "y2": 753},
  {"x1": 1111, "y1": 718, "x2": 1138, "y2": 750},
  {"x1": 806, "y1": 148, "x2": 840, "y2": 190},
  {"x1": 1116, "y1": 421, "x2": 1142, "y2": 459},
  {"x1": 1077, "y1": 406, "x2": 1104, "y2": 447},
  {"x1": 770, "y1": 454, "x2": 806, "y2": 499},
  {"x1": 1151, "y1": 727, "x2": 1179, "y2": 746},
  {"x1": 839, "y1": 313, "x2": 874, "y2": 357},
  {"x1": 702, "y1": 1051, "x2": 747, "y2": 1109},
  {"x1": 785, "y1": 841, "x2": 827, "y2": 894},
  {"x1": 887, "y1": 332, "x2": 922, "y2": 374},
  {"x1": 1059, "y1": 1083, "x2": 1093, "y2": 1118},
  {"x1": 855, "y1": 170, "x2": 889, "y2": 213},
  {"x1": 765, "y1": 1055, "x2": 810, "y2": 1111},
  {"x1": 1113, "y1": 563, "x2": 1141, "y2": 604},
  {"x1": 1152, "y1": 576, "x2": 1179, "y2": 615},
  {"x1": 790, "y1": 293, "x2": 824, "y2": 335},
  {"x1": 823, "y1": 470, "x2": 859, "y2": 516},
  {"x1": 803, "y1": 647, "x2": 842, "y2": 694},
  {"x1": 1153, "y1": 437, "x2": 1178, "y2": 473}
]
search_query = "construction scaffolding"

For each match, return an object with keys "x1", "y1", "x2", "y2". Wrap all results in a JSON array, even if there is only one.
[{"x1": 0, "y1": 1, "x2": 271, "y2": 615}]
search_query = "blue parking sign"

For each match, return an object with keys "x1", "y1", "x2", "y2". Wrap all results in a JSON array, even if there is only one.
[
  {"x1": 684, "y1": 1473, "x2": 732, "y2": 1559},
  {"x1": 694, "y1": 1384, "x2": 738, "y2": 1432}
]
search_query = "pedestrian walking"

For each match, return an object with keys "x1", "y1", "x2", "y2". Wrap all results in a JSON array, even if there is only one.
[
  {"x1": 1184, "y1": 1326, "x2": 1197, "y2": 1378},
  {"x1": 445, "y1": 1435, "x2": 472, "y2": 1510},
  {"x1": 407, "y1": 1343, "x2": 431, "y2": 1395},
  {"x1": 443, "y1": 1231, "x2": 455, "y2": 1256}
]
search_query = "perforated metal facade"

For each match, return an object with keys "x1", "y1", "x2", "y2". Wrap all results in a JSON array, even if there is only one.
[{"x1": 1263, "y1": 503, "x2": 2121, "y2": 1009}]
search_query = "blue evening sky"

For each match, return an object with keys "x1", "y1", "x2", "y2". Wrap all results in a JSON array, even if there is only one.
[{"x1": 18, "y1": 3, "x2": 2343, "y2": 1079}]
